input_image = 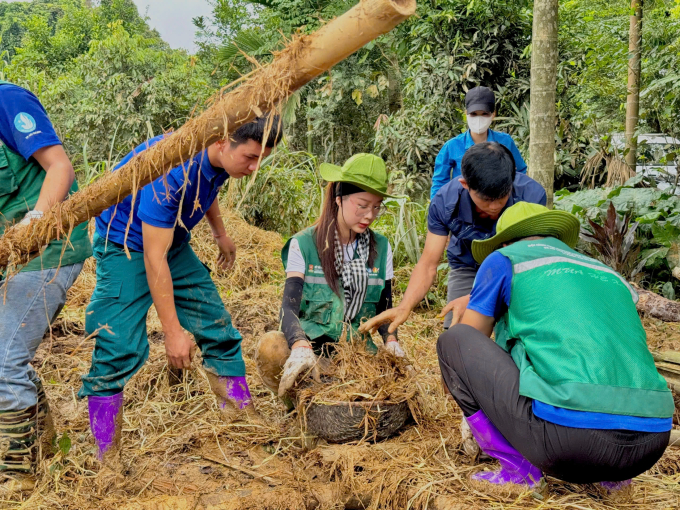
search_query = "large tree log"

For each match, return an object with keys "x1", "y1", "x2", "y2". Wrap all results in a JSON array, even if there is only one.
[
  {"x1": 0, "y1": 0, "x2": 416, "y2": 270},
  {"x1": 635, "y1": 286, "x2": 680, "y2": 322}
]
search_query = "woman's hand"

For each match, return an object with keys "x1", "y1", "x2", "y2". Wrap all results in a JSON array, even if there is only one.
[
  {"x1": 278, "y1": 342, "x2": 320, "y2": 396},
  {"x1": 214, "y1": 234, "x2": 237, "y2": 270}
]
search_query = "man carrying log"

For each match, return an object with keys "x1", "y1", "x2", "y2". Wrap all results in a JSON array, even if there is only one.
[
  {"x1": 361, "y1": 141, "x2": 546, "y2": 336},
  {"x1": 79, "y1": 117, "x2": 281, "y2": 464},
  {"x1": 436, "y1": 202, "x2": 674, "y2": 487},
  {"x1": 0, "y1": 81, "x2": 92, "y2": 491}
]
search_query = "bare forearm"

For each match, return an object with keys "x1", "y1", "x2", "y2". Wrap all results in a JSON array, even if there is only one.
[
  {"x1": 205, "y1": 198, "x2": 227, "y2": 238},
  {"x1": 397, "y1": 260, "x2": 438, "y2": 311},
  {"x1": 33, "y1": 163, "x2": 75, "y2": 212},
  {"x1": 144, "y1": 254, "x2": 181, "y2": 333}
]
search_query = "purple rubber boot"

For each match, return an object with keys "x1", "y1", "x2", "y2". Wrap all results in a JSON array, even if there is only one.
[
  {"x1": 221, "y1": 376, "x2": 252, "y2": 410},
  {"x1": 88, "y1": 392, "x2": 124, "y2": 461},
  {"x1": 206, "y1": 373, "x2": 257, "y2": 421},
  {"x1": 600, "y1": 479, "x2": 632, "y2": 492},
  {"x1": 466, "y1": 410, "x2": 542, "y2": 487}
]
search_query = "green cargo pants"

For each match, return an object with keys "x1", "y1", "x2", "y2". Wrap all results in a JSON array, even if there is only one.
[{"x1": 79, "y1": 234, "x2": 245, "y2": 397}]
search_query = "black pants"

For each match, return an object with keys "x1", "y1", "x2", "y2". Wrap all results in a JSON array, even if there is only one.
[{"x1": 437, "y1": 325, "x2": 670, "y2": 483}]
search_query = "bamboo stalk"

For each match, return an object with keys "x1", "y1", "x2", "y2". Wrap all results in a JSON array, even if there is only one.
[{"x1": 0, "y1": 0, "x2": 416, "y2": 270}]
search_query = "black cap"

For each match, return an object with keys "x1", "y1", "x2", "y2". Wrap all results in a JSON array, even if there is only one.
[{"x1": 465, "y1": 86, "x2": 495, "y2": 113}]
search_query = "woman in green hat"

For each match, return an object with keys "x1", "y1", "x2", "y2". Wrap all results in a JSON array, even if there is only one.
[
  {"x1": 255, "y1": 154, "x2": 404, "y2": 396},
  {"x1": 437, "y1": 201, "x2": 673, "y2": 489}
]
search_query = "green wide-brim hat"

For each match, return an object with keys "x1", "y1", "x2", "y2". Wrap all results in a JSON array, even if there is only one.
[
  {"x1": 472, "y1": 202, "x2": 581, "y2": 264},
  {"x1": 319, "y1": 153, "x2": 398, "y2": 198}
]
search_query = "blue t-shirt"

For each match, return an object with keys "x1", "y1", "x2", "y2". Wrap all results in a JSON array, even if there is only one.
[
  {"x1": 0, "y1": 83, "x2": 62, "y2": 159},
  {"x1": 428, "y1": 174, "x2": 547, "y2": 270},
  {"x1": 95, "y1": 135, "x2": 229, "y2": 252},
  {"x1": 468, "y1": 251, "x2": 672, "y2": 433},
  {"x1": 431, "y1": 129, "x2": 527, "y2": 200}
]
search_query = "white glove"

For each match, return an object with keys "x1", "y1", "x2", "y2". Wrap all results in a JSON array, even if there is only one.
[
  {"x1": 278, "y1": 346, "x2": 320, "y2": 396},
  {"x1": 384, "y1": 339, "x2": 406, "y2": 358},
  {"x1": 18, "y1": 210, "x2": 44, "y2": 226}
]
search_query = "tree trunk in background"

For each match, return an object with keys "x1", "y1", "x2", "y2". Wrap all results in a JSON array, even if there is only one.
[
  {"x1": 529, "y1": 0, "x2": 559, "y2": 208},
  {"x1": 625, "y1": 0, "x2": 644, "y2": 171}
]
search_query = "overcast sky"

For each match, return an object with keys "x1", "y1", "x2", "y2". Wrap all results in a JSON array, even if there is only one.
[
  {"x1": 132, "y1": 0, "x2": 213, "y2": 53},
  {"x1": 5, "y1": 0, "x2": 213, "y2": 53}
]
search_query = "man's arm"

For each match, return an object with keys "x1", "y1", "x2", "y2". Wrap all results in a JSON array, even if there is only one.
[
  {"x1": 205, "y1": 197, "x2": 236, "y2": 270},
  {"x1": 460, "y1": 309, "x2": 496, "y2": 337},
  {"x1": 31, "y1": 145, "x2": 76, "y2": 213},
  {"x1": 142, "y1": 222, "x2": 194, "y2": 369},
  {"x1": 360, "y1": 231, "x2": 449, "y2": 334}
]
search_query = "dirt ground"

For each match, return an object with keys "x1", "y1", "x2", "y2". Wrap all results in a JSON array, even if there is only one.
[{"x1": 3, "y1": 209, "x2": 680, "y2": 509}]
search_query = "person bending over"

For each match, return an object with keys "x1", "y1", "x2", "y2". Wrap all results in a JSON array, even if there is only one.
[
  {"x1": 360, "y1": 142, "x2": 546, "y2": 338},
  {"x1": 437, "y1": 202, "x2": 673, "y2": 487},
  {"x1": 81, "y1": 117, "x2": 281, "y2": 463}
]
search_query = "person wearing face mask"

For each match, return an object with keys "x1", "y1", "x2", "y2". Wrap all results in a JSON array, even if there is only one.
[
  {"x1": 80, "y1": 117, "x2": 281, "y2": 465},
  {"x1": 254, "y1": 154, "x2": 403, "y2": 397},
  {"x1": 430, "y1": 86, "x2": 527, "y2": 201},
  {"x1": 360, "y1": 142, "x2": 545, "y2": 339}
]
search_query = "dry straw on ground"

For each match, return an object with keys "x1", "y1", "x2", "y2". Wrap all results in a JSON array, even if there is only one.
[{"x1": 4, "y1": 207, "x2": 680, "y2": 509}]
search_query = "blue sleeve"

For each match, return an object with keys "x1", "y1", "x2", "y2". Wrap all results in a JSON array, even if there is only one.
[
  {"x1": 137, "y1": 165, "x2": 184, "y2": 229},
  {"x1": 0, "y1": 85, "x2": 61, "y2": 160},
  {"x1": 427, "y1": 185, "x2": 455, "y2": 236},
  {"x1": 431, "y1": 142, "x2": 454, "y2": 200},
  {"x1": 467, "y1": 252, "x2": 512, "y2": 320},
  {"x1": 530, "y1": 183, "x2": 548, "y2": 206},
  {"x1": 507, "y1": 138, "x2": 527, "y2": 173}
]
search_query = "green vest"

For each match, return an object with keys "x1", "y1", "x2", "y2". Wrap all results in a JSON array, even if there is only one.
[
  {"x1": 281, "y1": 227, "x2": 389, "y2": 345},
  {"x1": 0, "y1": 82, "x2": 91, "y2": 271},
  {"x1": 494, "y1": 237, "x2": 673, "y2": 419}
]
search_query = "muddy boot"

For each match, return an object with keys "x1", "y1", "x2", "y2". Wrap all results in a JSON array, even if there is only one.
[
  {"x1": 206, "y1": 372, "x2": 260, "y2": 423},
  {"x1": 467, "y1": 410, "x2": 542, "y2": 488},
  {"x1": 0, "y1": 406, "x2": 38, "y2": 494},
  {"x1": 255, "y1": 331, "x2": 290, "y2": 393},
  {"x1": 460, "y1": 415, "x2": 480, "y2": 458},
  {"x1": 34, "y1": 378, "x2": 56, "y2": 459},
  {"x1": 88, "y1": 392, "x2": 124, "y2": 468}
]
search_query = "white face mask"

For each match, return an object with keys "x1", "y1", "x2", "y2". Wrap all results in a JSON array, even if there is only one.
[{"x1": 467, "y1": 115, "x2": 493, "y2": 134}]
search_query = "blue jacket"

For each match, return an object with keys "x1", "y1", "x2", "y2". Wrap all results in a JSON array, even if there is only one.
[
  {"x1": 428, "y1": 173, "x2": 547, "y2": 270},
  {"x1": 431, "y1": 129, "x2": 527, "y2": 200}
]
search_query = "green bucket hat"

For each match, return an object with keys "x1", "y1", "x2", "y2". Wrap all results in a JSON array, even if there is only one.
[
  {"x1": 471, "y1": 202, "x2": 581, "y2": 264},
  {"x1": 319, "y1": 153, "x2": 397, "y2": 198}
]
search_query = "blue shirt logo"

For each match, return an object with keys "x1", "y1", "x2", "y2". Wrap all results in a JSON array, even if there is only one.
[{"x1": 14, "y1": 112, "x2": 37, "y2": 134}]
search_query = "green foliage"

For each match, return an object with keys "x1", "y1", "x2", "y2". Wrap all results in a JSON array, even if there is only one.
[
  {"x1": 374, "y1": 0, "x2": 533, "y2": 194},
  {"x1": 581, "y1": 202, "x2": 641, "y2": 278},
  {"x1": 555, "y1": 179, "x2": 680, "y2": 293},
  {"x1": 228, "y1": 146, "x2": 324, "y2": 237},
  {"x1": 372, "y1": 198, "x2": 428, "y2": 266},
  {"x1": 1, "y1": 0, "x2": 214, "y2": 166}
]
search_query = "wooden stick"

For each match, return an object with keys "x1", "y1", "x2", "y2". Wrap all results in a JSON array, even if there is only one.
[
  {"x1": 0, "y1": 0, "x2": 416, "y2": 270},
  {"x1": 201, "y1": 453, "x2": 282, "y2": 485}
]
